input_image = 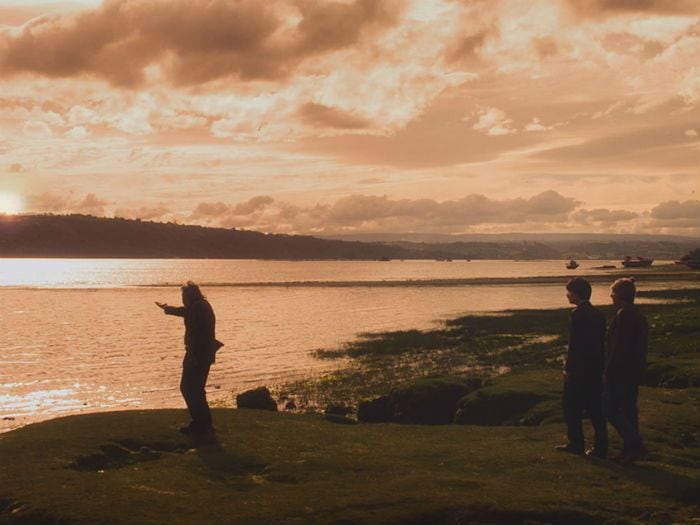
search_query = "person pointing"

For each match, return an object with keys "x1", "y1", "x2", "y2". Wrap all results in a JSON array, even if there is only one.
[{"x1": 156, "y1": 281, "x2": 223, "y2": 435}]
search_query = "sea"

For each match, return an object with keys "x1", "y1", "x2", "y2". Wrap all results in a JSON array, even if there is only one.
[{"x1": 0, "y1": 258, "x2": 684, "y2": 432}]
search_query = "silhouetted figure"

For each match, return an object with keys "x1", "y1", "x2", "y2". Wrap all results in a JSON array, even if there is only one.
[
  {"x1": 604, "y1": 278, "x2": 648, "y2": 464},
  {"x1": 555, "y1": 277, "x2": 608, "y2": 458},
  {"x1": 156, "y1": 281, "x2": 223, "y2": 435}
]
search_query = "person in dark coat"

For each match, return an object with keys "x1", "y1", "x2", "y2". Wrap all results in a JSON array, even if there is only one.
[
  {"x1": 156, "y1": 281, "x2": 223, "y2": 435},
  {"x1": 604, "y1": 277, "x2": 648, "y2": 463},
  {"x1": 555, "y1": 277, "x2": 608, "y2": 457}
]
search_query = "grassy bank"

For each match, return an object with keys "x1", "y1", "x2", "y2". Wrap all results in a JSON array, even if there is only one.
[{"x1": 1, "y1": 288, "x2": 699, "y2": 524}]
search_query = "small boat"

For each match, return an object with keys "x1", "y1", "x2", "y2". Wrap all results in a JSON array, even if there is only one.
[
  {"x1": 621, "y1": 256, "x2": 653, "y2": 268},
  {"x1": 566, "y1": 259, "x2": 579, "y2": 269}
]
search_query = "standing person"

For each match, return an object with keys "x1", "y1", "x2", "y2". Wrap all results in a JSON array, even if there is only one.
[
  {"x1": 555, "y1": 277, "x2": 608, "y2": 458},
  {"x1": 156, "y1": 281, "x2": 223, "y2": 435},
  {"x1": 604, "y1": 277, "x2": 648, "y2": 463}
]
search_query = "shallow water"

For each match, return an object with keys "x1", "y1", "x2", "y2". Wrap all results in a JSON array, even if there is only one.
[{"x1": 0, "y1": 258, "x2": 686, "y2": 431}]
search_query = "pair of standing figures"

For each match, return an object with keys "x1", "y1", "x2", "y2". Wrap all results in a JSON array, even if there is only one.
[{"x1": 558, "y1": 277, "x2": 648, "y2": 463}]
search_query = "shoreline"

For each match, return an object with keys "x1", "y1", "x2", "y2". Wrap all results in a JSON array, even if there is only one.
[{"x1": 4, "y1": 269, "x2": 696, "y2": 290}]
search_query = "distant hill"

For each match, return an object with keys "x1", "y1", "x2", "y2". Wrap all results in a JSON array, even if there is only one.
[
  {"x1": 320, "y1": 232, "x2": 697, "y2": 243},
  {"x1": 0, "y1": 214, "x2": 416, "y2": 260},
  {"x1": 0, "y1": 214, "x2": 696, "y2": 260}
]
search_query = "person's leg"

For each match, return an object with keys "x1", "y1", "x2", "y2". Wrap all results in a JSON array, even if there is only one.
[
  {"x1": 622, "y1": 384, "x2": 645, "y2": 458},
  {"x1": 586, "y1": 384, "x2": 608, "y2": 457},
  {"x1": 603, "y1": 383, "x2": 641, "y2": 457},
  {"x1": 559, "y1": 381, "x2": 585, "y2": 453},
  {"x1": 181, "y1": 360, "x2": 212, "y2": 432}
]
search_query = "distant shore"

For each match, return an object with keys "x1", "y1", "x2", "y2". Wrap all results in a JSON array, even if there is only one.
[{"x1": 138, "y1": 267, "x2": 699, "y2": 288}]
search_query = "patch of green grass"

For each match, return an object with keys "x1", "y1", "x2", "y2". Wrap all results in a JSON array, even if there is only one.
[{"x1": 1, "y1": 407, "x2": 699, "y2": 525}]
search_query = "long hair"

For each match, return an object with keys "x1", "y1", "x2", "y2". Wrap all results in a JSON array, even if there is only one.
[{"x1": 181, "y1": 281, "x2": 205, "y2": 307}]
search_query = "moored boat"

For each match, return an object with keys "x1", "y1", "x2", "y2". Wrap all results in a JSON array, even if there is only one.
[{"x1": 621, "y1": 256, "x2": 653, "y2": 268}]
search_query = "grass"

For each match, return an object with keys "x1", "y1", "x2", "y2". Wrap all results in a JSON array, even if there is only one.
[
  {"x1": 1, "y1": 404, "x2": 699, "y2": 525},
  {"x1": 1, "y1": 287, "x2": 699, "y2": 524}
]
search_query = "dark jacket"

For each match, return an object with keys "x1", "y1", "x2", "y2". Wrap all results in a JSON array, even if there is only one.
[
  {"x1": 605, "y1": 305, "x2": 648, "y2": 385},
  {"x1": 165, "y1": 299, "x2": 221, "y2": 364},
  {"x1": 565, "y1": 301, "x2": 606, "y2": 384}
]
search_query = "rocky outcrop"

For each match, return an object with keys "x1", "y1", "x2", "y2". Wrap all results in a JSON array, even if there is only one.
[{"x1": 236, "y1": 387, "x2": 278, "y2": 411}]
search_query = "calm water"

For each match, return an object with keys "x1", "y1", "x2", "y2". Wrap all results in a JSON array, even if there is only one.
[{"x1": 0, "y1": 258, "x2": 680, "y2": 431}]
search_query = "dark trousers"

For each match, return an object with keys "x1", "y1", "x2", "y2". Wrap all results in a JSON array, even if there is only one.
[
  {"x1": 180, "y1": 357, "x2": 212, "y2": 430},
  {"x1": 562, "y1": 380, "x2": 608, "y2": 452},
  {"x1": 603, "y1": 383, "x2": 642, "y2": 451}
]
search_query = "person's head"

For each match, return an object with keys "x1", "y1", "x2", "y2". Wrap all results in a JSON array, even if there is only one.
[
  {"x1": 610, "y1": 277, "x2": 636, "y2": 306},
  {"x1": 566, "y1": 277, "x2": 591, "y2": 305},
  {"x1": 181, "y1": 281, "x2": 204, "y2": 307}
]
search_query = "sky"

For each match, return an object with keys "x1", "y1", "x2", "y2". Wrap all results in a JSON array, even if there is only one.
[{"x1": 0, "y1": 0, "x2": 698, "y2": 236}]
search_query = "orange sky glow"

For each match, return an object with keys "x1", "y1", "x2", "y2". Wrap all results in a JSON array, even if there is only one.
[{"x1": 0, "y1": 0, "x2": 698, "y2": 235}]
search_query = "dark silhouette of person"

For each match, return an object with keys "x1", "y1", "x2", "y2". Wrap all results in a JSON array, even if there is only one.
[
  {"x1": 156, "y1": 281, "x2": 223, "y2": 435},
  {"x1": 603, "y1": 277, "x2": 648, "y2": 463},
  {"x1": 555, "y1": 277, "x2": 608, "y2": 458}
]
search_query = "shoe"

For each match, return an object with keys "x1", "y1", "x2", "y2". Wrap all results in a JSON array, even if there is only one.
[
  {"x1": 585, "y1": 447, "x2": 607, "y2": 459},
  {"x1": 179, "y1": 424, "x2": 196, "y2": 435},
  {"x1": 554, "y1": 444, "x2": 584, "y2": 455}
]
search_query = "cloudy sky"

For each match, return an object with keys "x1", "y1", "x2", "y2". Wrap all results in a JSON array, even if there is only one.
[{"x1": 0, "y1": 0, "x2": 698, "y2": 236}]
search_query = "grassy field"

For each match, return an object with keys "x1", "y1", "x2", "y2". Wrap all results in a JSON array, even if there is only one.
[{"x1": 1, "y1": 288, "x2": 699, "y2": 524}]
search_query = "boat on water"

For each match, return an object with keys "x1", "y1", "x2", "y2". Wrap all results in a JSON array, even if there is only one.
[
  {"x1": 566, "y1": 259, "x2": 579, "y2": 269},
  {"x1": 621, "y1": 256, "x2": 653, "y2": 268}
]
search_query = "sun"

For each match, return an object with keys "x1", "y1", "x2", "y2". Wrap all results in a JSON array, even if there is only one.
[{"x1": 0, "y1": 192, "x2": 23, "y2": 215}]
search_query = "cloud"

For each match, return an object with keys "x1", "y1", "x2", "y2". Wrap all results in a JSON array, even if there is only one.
[
  {"x1": 446, "y1": 28, "x2": 492, "y2": 64},
  {"x1": 189, "y1": 196, "x2": 274, "y2": 223},
  {"x1": 299, "y1": 102, "x2": 370, "y2": 130},
  {"x1": 190, "y1": 201, "x2": 231, "y2": 220},
  {"x1": 472, "y1": 107, "x2": 516, "y2": 136},
  {"x1": 567, "y1": 0, "x2": 700, "y2": 16},
  {"x1": 650, "y1": 199, "x2": 700, "y2": 219},
  {"x1": 685, "y1": 129, "x2": 698, "y2": 136},
  {"x1": 65, "y1": 126, "x2": 88, "y2": 138},
  {"x1": 23, "y1": 120, "x2": 52, "y2": 137},
  {"x1": 27, "y1": 191, "x2": 108, "y2": 215},
  {"x1": 232, "y1": 195, "x2": 275, "y2": 215},
  {"x1": 0, "y1": 0, "x2": 403, "y2": 87},
  {"x1": 114, "y1": 203, "x2": 172, "y2": 221},
  {"x1": 74, "y1": 193, "x2": 109, "y2": 215},
  {"x1": 184, "y1": 190, "x2": 580, "y2": 233},
  {"x1": 7, "y1": 163, "x2": 25, "y2": 173},
  {"x1": 571, "y1": 208, "x2": 639, "y2": 224},
  {"x1": 524, "y1": 118, "x2": 553, "y2": 132}
]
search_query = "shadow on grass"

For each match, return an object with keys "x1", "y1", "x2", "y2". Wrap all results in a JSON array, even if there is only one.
[
  {"x1": 597, "y1": 459, "x2": 700, "y2": 505},
  {"x1": 195, "y1": 437, "x2": 267, "y2": 483}
]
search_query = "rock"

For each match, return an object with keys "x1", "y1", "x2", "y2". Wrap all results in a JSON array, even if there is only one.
[
  {"x1": 324, "y1": 404, "x2": 353, "y2": 416},
  {"x1": 357, "y1": 395, "x2": 391, "y2": 423},
  {"x1": 388, "y1": 377, "x2": 483, "y2": 425},
  {"x1": 284, "y1": 400, "x2": 297, "y2": 411},
  {"x1": 454, "y1": 390, "x2": 543, "y2": 425},
  {"x1": 236, "y1": 387, "x2": 278, "y2": 411}
]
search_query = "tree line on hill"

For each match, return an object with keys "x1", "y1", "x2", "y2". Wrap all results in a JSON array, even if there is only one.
[{"x1": 0, "y1": 214, "x2": 696, "y2": 261}]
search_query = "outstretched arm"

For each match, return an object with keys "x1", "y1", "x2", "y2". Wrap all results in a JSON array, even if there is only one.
[{"x1": 155, "y1": 302, "x2": 186, "y2": 317}]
